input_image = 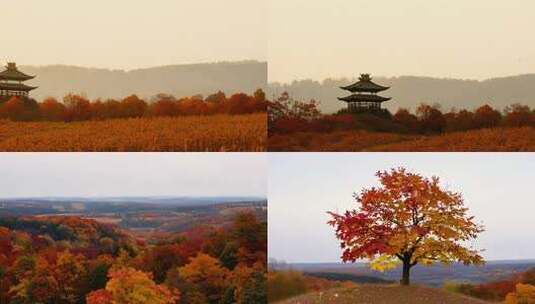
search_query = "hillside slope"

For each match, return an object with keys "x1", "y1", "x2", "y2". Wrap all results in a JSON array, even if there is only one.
[{"x1": 279, "y1": 285, "x2": 490, "y2": 304}]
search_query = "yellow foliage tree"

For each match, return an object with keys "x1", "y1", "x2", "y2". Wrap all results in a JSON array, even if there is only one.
[
  {"x1": 178, "y1": 253, "x2": 229, "y2": 303},
  {"x1": 328, "y1": 168, "x2": 485, "y2": 285},
  {"x1": 87, "y1": 267, "x2": 178, "y2": 304},
  {"x1": 505, "y1": 283, "x2": 535, "y2": 304}
]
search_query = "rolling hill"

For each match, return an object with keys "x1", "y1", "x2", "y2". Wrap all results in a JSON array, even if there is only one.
[{"x1": 278, "y1": 285, "x2": 490, "y2": 304}]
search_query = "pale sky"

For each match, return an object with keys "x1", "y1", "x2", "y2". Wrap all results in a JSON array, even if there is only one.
[
  {"x1": 269, "y1": 0, "x2": 535, "y2": 82},
  {"x1": 3, "y1": 0, "x2": 266, "y2": 69},
  {"x1": 268, "y1": 153, "x2": 535, "y2": 262},
  {"x1": 0, "y1": 153, "x2": 266, "y2": 198}
]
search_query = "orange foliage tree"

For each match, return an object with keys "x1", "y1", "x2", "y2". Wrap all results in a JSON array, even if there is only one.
[
  {"x1": 87, "y1": 267, "x2": 179, "y2": 304},
  {"x1": 328, "y1": 168, "x2": 484, "y2": 285},
  {"x1": 176, "y1": 253, "x2": 229, "y2": 303},
  {"x1": 505, "y1": 283, "x2": 535, "y2": 304},
  {"x1": 39, "y1": 97, "x2": 66, "y2": 121}
]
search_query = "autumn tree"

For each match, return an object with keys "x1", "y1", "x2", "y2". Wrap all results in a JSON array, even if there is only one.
[
  {"x1": 231, "y1": 263, "x2": 267, "y2": 304},
  {"x1": 0, "y1": 96, "x2": 39, "y2": 121},
  {"x1": 120, "y1": 95, "x2": 147, "y2": 118},
  {"x1": 139, "y1": 244, "x2": 191, "y2": 283},
  {"x1": 393, "y1": 108, "x2": 419, "y2": 133},
  {"x1": 328, "y1": 168, "x2": 484, "y2": 286},
  {"x1": 150, "y1": 96, "x2": 178, "y2": 117},
  {"x1": 505, "y1": 283, "x2": 535, "y2": 304},
  {"x1": 87, "y1": 267, "x2": 178, "y2": 304},
  {"x1": 39, "y1": 97, "x2": 66, "y2": 121},
  {"x1": 268, "y1": 92, "x2": 321, "y2": 134},
  {"x1": 503, "y1": 104, "x2": 533, "y2": 127},
  {"x1": 175, "y1": 253, "x2": 229, "y2": 303},
  {"x1": 63, "y1": 94, "x2": 92, "y2": 121},
  {"x1": 416, "y1": 103, "x2": 445, "y2": 133},
  {"x1": 474, "y1": 104, "x2": 501, "y2": 129}
]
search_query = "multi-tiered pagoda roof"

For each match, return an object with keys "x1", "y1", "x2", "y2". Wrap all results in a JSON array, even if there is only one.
[
  {"x1": 0, "y1": 63, "x2": 37, "y2": 99},
  {"x1": 338, "y1": 74, "x2": 391, "y2": 111}
]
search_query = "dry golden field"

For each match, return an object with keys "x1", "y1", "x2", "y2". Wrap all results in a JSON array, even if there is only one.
[
  {"x1": 371, "y1": 127, "x2": 535, "y2": 151},
  {"x1": 268, "y1": 127, "x2": 535, "y2": 152},
  {"x1": 268, "y1": 131, "x2": 417, "y2": 151},
  {"x1": 0, "y1": 113, "x2": 266, "y2": 151}
]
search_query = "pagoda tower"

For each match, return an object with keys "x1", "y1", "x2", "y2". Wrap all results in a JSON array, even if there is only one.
[
  {"x1": 0, "y1": 62, "x2": 37, "y2": 100},
  {"x1": 338, "y1": 74, "x2": 391, "y2": 112}
]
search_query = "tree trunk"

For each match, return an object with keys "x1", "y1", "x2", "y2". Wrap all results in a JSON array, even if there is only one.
[{"x1": 400, "y1": 259, "x2": 411, "y2": 286}]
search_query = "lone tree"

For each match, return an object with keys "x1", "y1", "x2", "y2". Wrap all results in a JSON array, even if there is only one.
[{"x1": 328, "y1": 168, "x2": 484, "y2": 285}]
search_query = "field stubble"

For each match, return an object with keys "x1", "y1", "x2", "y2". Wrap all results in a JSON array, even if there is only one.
[
  {"x1": 0, "y1": 113, "x2": 266, "y2": 151},
  {"x1": 268, "y1": 127, "x2": 535, "y2": 152}
]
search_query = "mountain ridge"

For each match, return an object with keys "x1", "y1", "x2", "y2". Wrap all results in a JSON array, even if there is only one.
[{"x1": 18, "y1": 60, "x2": 267, "y2": 100}]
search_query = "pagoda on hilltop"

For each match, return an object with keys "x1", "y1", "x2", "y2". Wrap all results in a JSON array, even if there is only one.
[
  {"x1": 0, "y1": 62, "x2": 37, "y2": 100},
  {"x1": 338, "y1": 74, "x2": 391, "y2": 112}
]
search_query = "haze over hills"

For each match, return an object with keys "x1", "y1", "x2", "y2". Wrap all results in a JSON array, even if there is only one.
[
  {"x1": 0, "y1": 197, "x2": 268, "y2": 232},
  {"x1": 268, "y1": 74, "x2": 535, "y2": 113},
  {"x1": 0, "y1": 196, "x2": 266, "y2": 207},
  {"x1": 20, "y1": 60, "x2": 267, "y2": 100}
]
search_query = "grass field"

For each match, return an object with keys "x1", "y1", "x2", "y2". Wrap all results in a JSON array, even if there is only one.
[
  {"x1": 0, "y1": 113, "x2": 266, "y2": 151},
  {"x1": 278, "y1": 285, "x2": 490, "y2": 304},
  {"x1": 268, "y1": 127, "x2": 535, "y2": 152}
]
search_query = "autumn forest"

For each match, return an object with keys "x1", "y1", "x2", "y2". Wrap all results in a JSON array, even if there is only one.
[{"x1": 0, "y1": 201, "x2": 267, "y2": 304}]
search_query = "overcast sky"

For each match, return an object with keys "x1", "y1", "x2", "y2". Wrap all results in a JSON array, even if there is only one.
[
  {"x1": 0, "y1": 153, "x2": 266, "y2": 198},
  {"x1": 269, "y1": 0, "x2": 535, "y2": 82},
  {"x1": 3, "y1": 0, "x2": 266, "y2": 69},
  {"x1": 268, "y1": 153, "x2": 535, "y2": 262}
]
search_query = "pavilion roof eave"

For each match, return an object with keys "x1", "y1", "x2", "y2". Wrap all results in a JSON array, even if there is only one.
[
  {"x1": 338, "y1": 94, "x2": 391, "y2": 103},
  {"x1": 340, "y1": 82, "x2": 390, "y2": 93},
  {"x1": 0, "y1": 69, "x2": 36, "y2": 81},
  {"x1": 0, "y1": 83, "x2": 38, "y2": 91}
]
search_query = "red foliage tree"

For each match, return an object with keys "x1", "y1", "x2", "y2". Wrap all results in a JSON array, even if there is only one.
[
  {"x1": 416, "y1": 103, "x2": 445, "y2": 133},
  {"x1": 328, "y1": 168, "x2": 484, "y2": 285},
  {"x1": 39, "y1": 97, "x2": 66, "y2": 121},
  {"x1": 473, "y1": 104, "x2": 502, "y2": 129},
  {"x1": 63, "y1": 94, "x2": 92, "y2": 121},
  {"x1": 120, "y1": 95, "x2": 147, "y2": 118},
  {"x1": 503, "y1": 104, "x2": 533, "y2": 127}
]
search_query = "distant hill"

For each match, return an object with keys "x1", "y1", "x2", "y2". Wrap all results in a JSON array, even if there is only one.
[
  {"x1": 279, "y1": 285, "x2": 490, "y2": 304},
  {"x1": 21, "y1": 60, "x2": 267, "y2": 100},
  {"x1": 273, "y1": 261, "x2": 535, "y2": 287},
  {"x1": 268, "y1": 74, "x2": 535, "y2": 113}
]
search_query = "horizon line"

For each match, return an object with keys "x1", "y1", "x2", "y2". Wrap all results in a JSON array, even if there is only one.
[{"x1": 269, "y1": 258, "x2": 535, "y2": 264}]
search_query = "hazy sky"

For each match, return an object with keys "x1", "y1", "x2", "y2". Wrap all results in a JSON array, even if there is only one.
[
  {"x1": 0, "y1": 153, "x2": 266, "y2": 198},
  {"x1": 269, "y1": 0, "x2": 535, "y2": 82},
  {"x1": 269, "y1": 153, "x2": 535, "y2": 262},
  {"x1": 3, "y1": 0, "x2": 266, "y2": 69}
]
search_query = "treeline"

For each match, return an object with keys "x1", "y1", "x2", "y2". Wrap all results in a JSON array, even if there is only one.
[
  {"x1": 0, "y1": 213, "x2": 266, "y2": 304},
  {"x1": 269, "y1": 92, "x2": 535, "y2": 135},
  {"x1": 0, "y1": 89, "x2": 267, "y2": 122},
  {"x1": 445, "y1": 268, "x2": 535, "y2": 303},
  {"x1": 267, "y1": 269, "x2": 355, "y2": 303}
]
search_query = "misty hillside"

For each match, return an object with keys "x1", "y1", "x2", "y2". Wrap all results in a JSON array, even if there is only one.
[
  {"x1": 21, "y1": 61, "x2": 267, "y2": 100},
  {"x1": 268, "y1": 74, "x2": 535, "y2": 113}
]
